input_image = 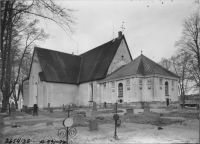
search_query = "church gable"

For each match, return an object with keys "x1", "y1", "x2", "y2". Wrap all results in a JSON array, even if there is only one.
[{"x1": 107, "y1": 38, "x2": 132, "y2": 75}]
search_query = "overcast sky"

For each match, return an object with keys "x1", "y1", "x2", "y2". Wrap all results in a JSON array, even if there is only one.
[{"x1": 38, "y1": 0, "x2": 199, "y2": 62}]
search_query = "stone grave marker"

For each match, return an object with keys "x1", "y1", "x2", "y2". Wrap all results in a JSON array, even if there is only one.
[
  {"x1": 46, "y1": 121, "x2": 53, "y2": 126},
  {"x1": 33, "y1": 104, "x2": 38, "y2": 116},
  {"x1": 89, "y1": 119, "x2": 98, "y2": 131},
  {"x1": 113, "y1": 104, "x2": 117, "y2": 111},
  {"x1": 126, "y1": 108, "x2": 134, "y2": 115},
  {"x1": 73, "y1": 114, "x2": 84, "y2": 126},
  {"x1": 86, "y1": 110, "x2": 91, "y2": 117},
  {"x1": 48, "y1": 103, "x2": 50, "y2": 111},
  {"x1": 143, "y1": 107, "x2": 150, "y2": 114},
  {"x1": 177, "y1": 105, "x2": 182, "y2": 110},
  {"x1": 104, "y1": 102, "x2": 107, "y2": 108},
  {"x1": 24, "y1": 105, "x2": 28, "y2": 113},
  {"x1": 71, "y1": 104, "x2": 75, "y2": 110},
  {"x1": 50, "y1": 108, "x2": 53, "y2": 113},
  {"x1": 166, "y1": 105, "x2": 173, "y2": 111},
  {"x1": 92, "y1": 102, "x2": 97, "y2": 112},
  {"x1": 63, "y1": 104, "x2": 65, "y2": 111}
]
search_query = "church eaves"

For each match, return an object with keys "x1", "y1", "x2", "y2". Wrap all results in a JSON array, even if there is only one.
[
  {"x1": 103, "y1": 54, "x2": 179, "y2": 81},
  {"x1": 31, "y1": 34, "x2": 127, "y2": 84}
]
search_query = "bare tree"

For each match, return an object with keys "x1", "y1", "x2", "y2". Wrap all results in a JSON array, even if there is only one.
[
  {"x1": 175, "y1": 11, "x2": 200, "y2": 87},
  {"x1": 1, "y1": 0, "x2": 76, "y2": 112},
  {"x1": 171, "y1": 51, "x2": 193, "y2": 107},
  {"x1": 158, "y1": 57, "x2": 172, "y2": 70}
]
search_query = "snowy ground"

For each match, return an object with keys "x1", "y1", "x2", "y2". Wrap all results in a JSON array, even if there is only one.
[{"x1": 1, "y1": 108, "x2": 199, "y2": 144}]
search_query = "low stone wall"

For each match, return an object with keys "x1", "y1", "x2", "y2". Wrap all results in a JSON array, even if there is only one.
[{"x1": 129, "y1": 101, "x2": 179, "y2": 109}]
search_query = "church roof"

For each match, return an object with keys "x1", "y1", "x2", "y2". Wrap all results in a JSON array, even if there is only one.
[
  {"x1": 103, "y1": 54, "x2": 179, "y2": 81},
  {"x1": 35, "y1": 48, "x2": 81, "y2": 84},
  {"x1": 79, "y1": 35, "x2": 129, "y2": 83},
  {"x1": 32, "y1": 35, "x2": 128, "y2": 84}
]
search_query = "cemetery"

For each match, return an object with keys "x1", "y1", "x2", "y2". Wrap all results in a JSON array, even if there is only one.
[{"x1": 1, "y1": 103, "x2": 199, "y2": 143}]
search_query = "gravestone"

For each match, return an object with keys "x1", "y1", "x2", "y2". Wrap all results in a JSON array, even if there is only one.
[
  {"x1": 50, "y1": 108, "x2": 53, "y2": 113},
  {"x1": 107, "y1": 103, "x2": 112, "y2": 108},
  {"x1": 89, "y1": 119, "x2": 98, "y2": 131},
  {"x1": 92, "y1": 102, "x2": 97, "y2": 112},
  {"x1": 166, "y1": 105, "x2": 173, "y2": 111},
  {"x1": 126, "y1": 108, "x2": 134, "y2": 115},
  {"x1": 22, "y1": 105, "x2": 25, "y2": 112},
  {"x1": 177, "y1": 105, "x2": 182, "y2": 110},
  {"x1": 46, "y1": 121, "x2": 53, "y2": 126},
  {"x1": 48, "y1": 103, "x2": 50, "y2": 111},
  {"x1": 143, "y1": 107, "x2": 150, "y2": 114},
  {"x1": 104, "y1": 102, "x2": 107, "y2": 108},
  {"x1": 73, "y1": 114, "x2": 84, "y2": 126},
  {"x1": 86, "y1": 110, "x2": 91, "y2": 117},
  {"x1": 33, "y1": 104, "x2": 38, "y2": 116},
  {"x1": 63, "y1": 104, "x2": 65, "y2": 111},
  {"x1": 24, "y1": 105, "x2": 28, "y2": 113},
  {"x1": 113, "y1": 104, "x2": 117, "y2": 111},
  {"x1": 71, "y1": 104, "x2": 75, "y2": 110},
  {"x1": 26, "y1": 107, "x2": 33, "y2": 115}
]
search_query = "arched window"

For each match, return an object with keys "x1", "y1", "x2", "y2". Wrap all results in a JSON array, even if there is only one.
[
  {"x1": 118, "y1": 83, "x2": 123, "y2": 98},
  {"x1": 165, "y1": 81, "x2": 169, "y2": 96}
]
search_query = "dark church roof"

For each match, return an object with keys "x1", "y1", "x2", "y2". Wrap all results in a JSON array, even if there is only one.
[
  {"x1": 32, "y1": 35, "x2": 130, "y2": 84},
  {"x1": 35, "y1": 48, "x2": 81, "y2": 84},
  {"x1": 103, "y1": 54, "x2": 179, "y2": 81}
]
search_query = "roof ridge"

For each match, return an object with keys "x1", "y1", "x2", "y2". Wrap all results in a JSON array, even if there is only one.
[
  {"x1": 80, "y1": 37, "x2": 122, "y2": 56},
  {"x1": 35, "y1": 46, "x2": 81, "y2": 58}
]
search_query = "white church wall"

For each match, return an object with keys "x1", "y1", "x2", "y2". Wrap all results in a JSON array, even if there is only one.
[
  {"x1": 23, "y1": 80, "x2": 29, "y2": 106},
  {"x1": 42, "y1": 82, "x2": 78, "y2": 108},
  {"x1": 107, "y1": 39, "x2": 132, "y2": 75},
  {"x1": 78, "y1": 82, "x2": 90, "y2": 106},
  {"x1": 37, "y1": 81, "x2": 43, "y2": 108},
  {"x1": 28, "y1": 53, "x2": 42, "y2": 107}
]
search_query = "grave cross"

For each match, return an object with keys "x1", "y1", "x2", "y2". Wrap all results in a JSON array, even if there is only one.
[
  {"x1": 113, "y1": 102, "x2": 119, "y2": 140},
  {"x1": 66, "y1": 105, "x2": 73, "y2": 118},
  {"x1": 58, "y1": 105, "x2": 77, "y2": 144},
  {"x1": 66, "y1": 105, "x2": 73, "y2": 143}
]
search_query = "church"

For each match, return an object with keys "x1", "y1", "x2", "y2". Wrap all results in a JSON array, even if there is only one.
[{"x1": 23, "y1": 31, "x2": 179, "y2": 108}]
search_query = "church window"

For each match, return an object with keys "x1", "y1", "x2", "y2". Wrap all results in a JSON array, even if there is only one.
[
  {"x1": 148, "y1": 86, "x2": 151, "y2": 90},
  {"x1": 111, "y1": 81, "x2": 115, "y2": 87},
  {"x1": 103, "y1": 83, "x2": 106, "y2": 89},
  {"x1": 126, "y1": 79, "x2": 130, "y2": 85},
  {"x1": 118, "y1": 83, "x2": 123, "y2": 97},
  {"x1": 159, "y1": 78, "x2": 163, "y2": 85},
  {"x1": 172, "y1": 80, "x2": 174, "y2": 87},
  {"x1": 139, "y1": 78, "x2": 142, "y2": 85},
  {"x1": 165, "y1": 81, "x2": 169, "y2": 96},
  {"x1": 147, "y1": 78, "x2": 151, "y2": 85},
  {"x1": 121, "y1": 55, "x2": 124, "y2": 60},
  {"x1": 127, "y1": 87, "x2": 130, "y2": 90}
]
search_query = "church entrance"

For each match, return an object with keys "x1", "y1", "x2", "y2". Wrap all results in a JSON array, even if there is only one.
[
  {"x1": 118, "y1": 83, "x2": 123, "y2": 103},
  {"x1": 166, "y1": 98, "x2": 169, "y2": 106}
]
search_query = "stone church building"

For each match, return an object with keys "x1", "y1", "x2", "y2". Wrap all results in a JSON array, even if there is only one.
[{"x1": 23, "y1": 32, "x2": 179, "y2": 108}]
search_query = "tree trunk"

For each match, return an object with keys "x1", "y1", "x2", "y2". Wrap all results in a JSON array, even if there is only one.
[{"x1": 1, "y1": 89, "x2": 9, "y2": 112}]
